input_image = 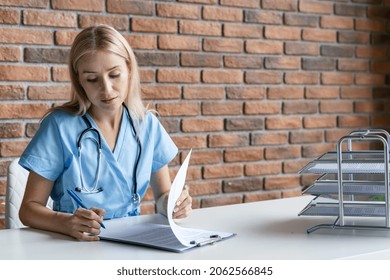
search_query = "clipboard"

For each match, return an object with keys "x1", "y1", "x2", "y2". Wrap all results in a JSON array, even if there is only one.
[
  {"x1": 99, "y1": 221, "x2": 235, "y2": 253},
  {"x1": 99, "y1": 150, "x2": 236, "y2": 252}
]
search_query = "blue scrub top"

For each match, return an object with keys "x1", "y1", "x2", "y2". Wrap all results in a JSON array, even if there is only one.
[{"x1": 19, "y1": 109, "x2": 178, "y2": 219}]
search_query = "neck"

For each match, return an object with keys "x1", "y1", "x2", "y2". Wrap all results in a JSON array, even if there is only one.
[{"x1": 89, "y1": 106, "x2": 123, "y2": 130}]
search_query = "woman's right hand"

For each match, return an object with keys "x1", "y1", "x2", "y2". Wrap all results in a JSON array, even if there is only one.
[
  {"x1": 66, "y1": 207, "x2": 106, "y2": 241},
  {"x1": 20, "y1": 172, "x2": 106, "y2": 241}
]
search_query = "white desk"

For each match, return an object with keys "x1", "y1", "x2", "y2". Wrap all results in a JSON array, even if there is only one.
[{"x1": 1, "y1": 196, "x2": 390, "y2": 260}]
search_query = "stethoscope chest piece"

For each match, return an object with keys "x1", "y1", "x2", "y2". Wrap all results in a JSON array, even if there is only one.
[{"x1": 132, "y1": 193, "x2": 141, "y2": 207}]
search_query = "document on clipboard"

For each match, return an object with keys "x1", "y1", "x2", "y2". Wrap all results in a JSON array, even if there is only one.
[{"x1": 99, "y1": 150, "x2": 236, "y2": 252}]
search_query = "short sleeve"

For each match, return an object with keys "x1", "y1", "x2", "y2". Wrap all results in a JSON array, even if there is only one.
[
  {"x1": 19, "y1": 113, "x2": 65, "y2": 181},
  {"x1": 150, "y1": 114, "x2": 178, "y2": 173}
]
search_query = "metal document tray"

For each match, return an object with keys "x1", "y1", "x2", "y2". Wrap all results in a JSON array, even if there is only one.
[
  {"x1": 298, "y1": 129, "x2": 390, "y2": 233},
  {"x1": 299, "y1": 199, "x2": 386, "y2": 217},
  {"x1": 303, "y1": 181, "x2": 386, "y2": 196},
  {"x1": 299, "y1": 151, "x2": 388, "y2": 174},
  {"x1": 303, "y1": 173, "x2": 386, "y2": 195}
]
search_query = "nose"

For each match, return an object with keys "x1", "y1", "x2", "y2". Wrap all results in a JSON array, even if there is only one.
[{"x1": 100, "y1": 76, "x2": 112, "y2": 93}]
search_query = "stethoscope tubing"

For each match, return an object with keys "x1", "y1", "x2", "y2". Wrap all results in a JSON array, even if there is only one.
[{"x1": 76, "y1": 103, "x2": 141, "y2": 203}]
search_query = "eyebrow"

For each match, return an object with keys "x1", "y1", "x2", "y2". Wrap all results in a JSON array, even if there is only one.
[{"x1": 82, "y1": 65, "x2": 120, "y2": 74}]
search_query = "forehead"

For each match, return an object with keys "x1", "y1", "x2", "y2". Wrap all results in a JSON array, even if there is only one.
[{"x1": 77, "y1": 51, "x2": 127, "y2": 73}]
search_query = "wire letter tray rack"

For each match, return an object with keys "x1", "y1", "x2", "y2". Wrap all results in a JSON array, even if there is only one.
[{"x1": 299, "y1": 129, "x2": 390, "y2": 234}]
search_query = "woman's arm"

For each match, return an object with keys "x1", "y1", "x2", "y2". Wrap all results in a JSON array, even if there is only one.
[
  {"x1": 19, "y1": 171, "x2": 105, "y2": 241},
  {"x1": 150, "y1": 165, "x2": 192, "y2": 219}
]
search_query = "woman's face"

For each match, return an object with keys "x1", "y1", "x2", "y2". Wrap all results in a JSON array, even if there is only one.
[{"x1": 77, "y1": 50, "x2": 130, "y2": 114}]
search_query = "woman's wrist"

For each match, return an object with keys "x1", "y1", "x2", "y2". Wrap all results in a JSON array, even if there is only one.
[{"x1": 156, "y1": 192, "x2": 169, "y2": 217}]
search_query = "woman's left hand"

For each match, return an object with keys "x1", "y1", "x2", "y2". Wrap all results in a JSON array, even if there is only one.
[{"x1": 173, "y1": 185, "x2": 192, "y2": 219}]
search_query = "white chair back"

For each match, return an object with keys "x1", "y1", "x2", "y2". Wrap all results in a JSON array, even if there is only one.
[{"x1": 6, "y1": 158, "x2": 53, "y2": 229}]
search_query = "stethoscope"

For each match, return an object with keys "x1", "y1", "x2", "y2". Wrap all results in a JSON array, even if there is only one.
[{"x1": 75, "y1": 103, "x2": 142, "y2": 211}]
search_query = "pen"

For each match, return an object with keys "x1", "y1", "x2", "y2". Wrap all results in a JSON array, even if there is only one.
[{"x1": 67, "y1": 189, "x2": 106, "y2": 229}]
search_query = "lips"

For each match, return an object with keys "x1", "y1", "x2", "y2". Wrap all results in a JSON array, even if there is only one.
[{"x1": 101, "y1": 96, "x2": 117, "y2": 103}]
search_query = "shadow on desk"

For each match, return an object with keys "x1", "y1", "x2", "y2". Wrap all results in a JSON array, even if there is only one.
[
  {"x1": 258, "y1": 215, "x2": 390, "y2": 239},
  {"x1": 19, "y1": 227, "x2": 76, "y2": 242}
]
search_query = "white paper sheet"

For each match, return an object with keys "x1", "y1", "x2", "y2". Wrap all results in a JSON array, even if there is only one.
[{"x1": 167, "y1": 150, "x2": 231, "y2": 246}]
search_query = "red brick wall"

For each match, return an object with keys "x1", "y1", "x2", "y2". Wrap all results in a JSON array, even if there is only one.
[{"x1": 0, "y1": 0, "x2": 389, "y2": 229}]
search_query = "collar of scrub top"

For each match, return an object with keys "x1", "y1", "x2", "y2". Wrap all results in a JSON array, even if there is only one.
[{"x1": 75, "y1": 103, "x2": 142, "y2": 210}]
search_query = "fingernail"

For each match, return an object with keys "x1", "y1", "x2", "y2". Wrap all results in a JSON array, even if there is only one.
[
  {"x1": 174, "y1": 207, "x2": 178, "y2": 212},
  {"x1": 176, "y1": 200, "x2": 181, "y2": 206}
]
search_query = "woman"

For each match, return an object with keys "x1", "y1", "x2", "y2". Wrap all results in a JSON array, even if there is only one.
[{"x1": 19, "y1": 25, "x2": 192, "y2": 241}]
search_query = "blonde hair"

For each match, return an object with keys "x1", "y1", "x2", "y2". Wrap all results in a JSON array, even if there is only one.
[{"x1": 52, "y1": 25, "x2": 146, "y2": 119}]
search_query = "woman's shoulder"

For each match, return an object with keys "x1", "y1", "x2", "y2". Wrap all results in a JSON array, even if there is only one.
[
  {"x1": 42, "y1": 109, "x2": 81, "y2": 127},
  {"x1": 140, "y1": 111, "x2": 162, "y2": 128},
  {"x1": 144, "y1": 111, "x2": 157, "y2": 121}
]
